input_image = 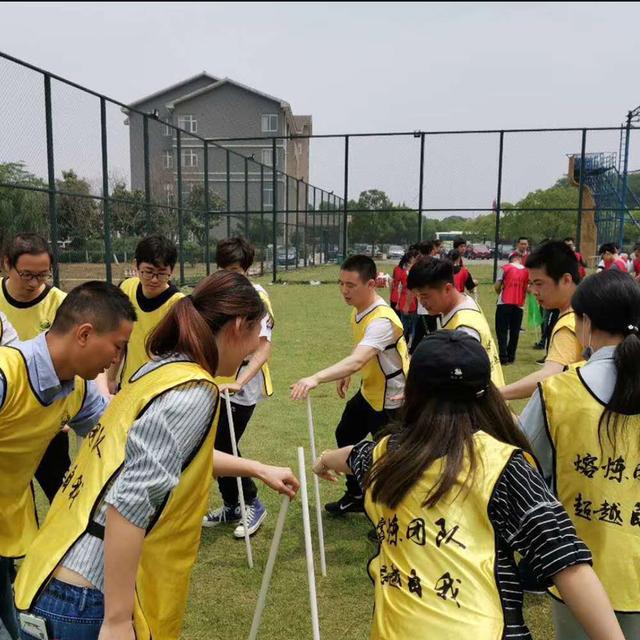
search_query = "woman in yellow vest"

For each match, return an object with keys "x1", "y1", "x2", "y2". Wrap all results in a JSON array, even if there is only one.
[
  {"x1": 521, "y1": 269, "x2": 640, "y2": 639},
  {"x1": 1, "y1": 233, "x2": 69, "y2": 505},
  {"x1": 107, "y1": 235, "x2": 184, "y2": 391},
  {"x1": 313, "y1": 330, "x2": 624, "y2": 640},
  {"x1": 14, "y1": 271, "x2": 299, "y2": 640},
  {"x1": 203, "y1": 238, "x2": 275, "y2": 538}
]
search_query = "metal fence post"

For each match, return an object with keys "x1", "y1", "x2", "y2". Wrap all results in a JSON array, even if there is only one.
[
  {"x1": 342, "y1": 135, "x2": 349, "y2": 259},
  {"x1": 226, "y1": 148, "x2": 231, "y2": 237},
  {"x1": 284, "y1": 175, "x2": 289, "y2": 271},
  {"x1": 260, "y1": 163, "x2": 265, "y2": 276},
  {"x1": 100, "y1": 97, "x2": 112, "y2": 283},
  {"x1": 576, "y1": 129, "x2": 587, "y2": 252},
  {"x1": 204, "y1": 140, "x2": 211, "y2": 275},
  {"x1": 272, "y1": 138, "x2": 278, "y2": 283},
  {"x1": 143, "y1": 114, "x2": 151, "y2": 233},
  {"x1": 304, "y1": 182, "x2": 309, "y2": 267},
  {"x1": 176, "y1": 130, "x2": 185, "y2": 286},
  {"x1": 44, "y1": 74, "x2": 60, "y2": 287},
  {"x1": 492, "y1": 131, "x2": 505, "y2": 282},
  {"x1": 244, "y1": 156, "x2": 249, "y2": 238},
  {"x1": 418, "y1": 133, "x2": 425, "y2": 242},
  {"x1": 296, "y1": 179, "x2": 300, "y2": 269},
  {"x1": 312, "y1": 186, "x2": 316, "y2": 265}
]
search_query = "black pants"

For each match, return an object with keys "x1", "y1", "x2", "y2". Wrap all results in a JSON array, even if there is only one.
[
  {"x1": 409, "y1": 314, "x2": 438, "y2": 354},
  {"x1": 495, "y1": 304, "x2": 524, "y2": 363},
  {"x1": 214, "y1": 402, "x2": 258, "y2": 506},
  {"x1": 335, "y1": 390, "x2": 398, "y2": 496},
  {"x1": 34, "y1": 430, "x2": 71, "y2": 503}
]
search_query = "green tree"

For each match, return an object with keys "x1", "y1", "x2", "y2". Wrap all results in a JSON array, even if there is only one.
[{"x1": 56, "y1": 170, "x2": 102, "y2": 246}]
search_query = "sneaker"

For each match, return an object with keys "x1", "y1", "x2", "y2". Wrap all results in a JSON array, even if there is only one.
[
  {"x1": 202, "y1": 503, "x2": 241, "y2": 528},
  {"x1": 536, "y1": 357, "x2": 546, "y2": 365},
  {"x1": 533, "y1": 342, "x2": 546, "y2": 350},
  {"x1": 325, "y1": 492, "x2": 365, "y2": 516},
  {"x1": 233, "y1": 498, "x2": 267, "y2": 538}
]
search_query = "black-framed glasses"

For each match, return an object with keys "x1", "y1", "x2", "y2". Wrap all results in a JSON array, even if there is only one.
[
  {"x1": 138, "y1": 269, "x2": 171, "y2": 283},
  {"x1": 15, "y1": 270, "x2": 52, "y2": 282}
]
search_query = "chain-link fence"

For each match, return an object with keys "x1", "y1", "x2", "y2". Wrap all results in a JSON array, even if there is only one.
[{"x1": 1, "y1": 50, "x2": 638, "y2": 289}]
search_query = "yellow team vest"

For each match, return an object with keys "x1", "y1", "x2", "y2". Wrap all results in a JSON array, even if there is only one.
[
  {"x1": 548, "y1": 310, "x2": 582, "y2": 364},
  {"x1": 442, "y1": 307, "x2": 505, "y2": 388},
  {"x1": 540, "y1": 368, "x2": 640, "y2": 612},
  {"x1": 0, "y1": 278, "x2": 66, "y2": 340},
  {"x1": 365, "y1": 432, "x2": 526, "y2": 640},
  {"x1": 215, "y1": 286, "x2": 274, "y2": 398},
  {"x1": 351, "y1": 303, "x2": 409, "y2": 412},
  {"x1": 15, "y1": 361, "x2": 220, "y2": 640},
  {"x1": 119, "y1": 277, "x2": 184, "y2": 385},
  {"x1": 0, "y1": 346, "x2": 86, "y2": 558}
]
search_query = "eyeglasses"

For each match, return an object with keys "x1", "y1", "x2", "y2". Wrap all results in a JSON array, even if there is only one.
[
  {"x1": 15, "y1": 270, "x2": 52, "y2": 282},
  {"x1": 138, "y1": 269, "x2": 171, "y2": 283}
]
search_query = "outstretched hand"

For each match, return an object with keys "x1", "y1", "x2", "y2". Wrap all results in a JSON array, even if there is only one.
[
  {"x1": 258, "y1": 464, "x2": 300, "y2": 499},
  {"x1": 290, "y1": 375, "x2": 319, "y2": 400},
  {"x1": 312, "y1": 456, "x2": 342, "y2": 482}
]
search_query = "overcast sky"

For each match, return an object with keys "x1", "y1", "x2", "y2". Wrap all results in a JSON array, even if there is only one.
[{"x1": 1, "y1": 2, "x2": 639, "y2": 213}]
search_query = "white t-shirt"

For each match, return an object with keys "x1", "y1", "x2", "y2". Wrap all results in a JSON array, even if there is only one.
[
  {"x1": 232, "y1": 284, "x2": 274, "y2": 407},
  {"x1": 441, "y1": 296, "x2": 481, "y2": 342},
  {"x1": 356, "y1": 298, "x2": 405, "y2": 410},
  {"x1": 0, "y1": 311, "x2": 18, "y2": 346}
]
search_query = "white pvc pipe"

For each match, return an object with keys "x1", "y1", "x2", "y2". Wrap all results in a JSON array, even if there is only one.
[
  {"x1": 224, "y1": 389, "x2": 254, "y2": 569},
  {"x1": 298, "y1": 447, "x2": 321, "y2": 640},
  {"x1": 306, "y1": 396, "x2": 327, "y2": 577},
  {"x1": 247, "y1": 495, "x2": 290, "y2": 640}
]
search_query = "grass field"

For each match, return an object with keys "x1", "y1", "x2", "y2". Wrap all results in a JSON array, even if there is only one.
[{"x1": 37, "y1": 261, "x2": 555, "y2": 639}]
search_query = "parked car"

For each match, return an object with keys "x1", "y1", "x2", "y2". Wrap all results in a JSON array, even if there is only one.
[
  {"x1": 466, "y1": 243, "x2": 492, "y2": 259},
  {"x1": 277, "y1": 247, "x2": 297, "y2": 266},
  {"x1": 387, "y1": 245, "x2": 405, "y2": 260}
]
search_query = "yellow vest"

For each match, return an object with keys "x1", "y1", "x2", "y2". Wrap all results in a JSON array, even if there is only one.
[
  {"x1": 215, "y1": 286, "x2": 274, "y2": 397},
  {"x1": 0, "y1": 278, "x2": 66, "y2": 340},
  {"x1": 0, "y1": 346, "x2": 86, "y2": 558},
  {"x1": 540, "y1": 368, "x2": 640, "y2": 612},
  {"x1": 442, "y1": 306, "x2": 505, "y2": 388},
  {"x1": 351, "y1": 302, "x2": 409, "y2": 412},
  {"x1": 15, "y1": 361, "x2": 220, "y2": 640},
  {"x1": 365, "y1": 432, "x2": 524, "y2": 640},
  {"x1": 119, "y1": 278, "x2": 184, "y2": 385}
]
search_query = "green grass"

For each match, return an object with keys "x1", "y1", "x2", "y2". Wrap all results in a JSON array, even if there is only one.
[{"x1": 37, "y1": 261, "x2": 555, "y2": 639}]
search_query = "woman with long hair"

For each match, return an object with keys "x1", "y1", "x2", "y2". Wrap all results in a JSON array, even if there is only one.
[
  {"x1": 314, "y1": 330, "x2": 623, "y2": 640},
  {"x1": 14, "y1": 270, "x2": 299, "y2": 640},
  {"x1": 521, "y1": 268, "x2": 640, "y2": 639}
]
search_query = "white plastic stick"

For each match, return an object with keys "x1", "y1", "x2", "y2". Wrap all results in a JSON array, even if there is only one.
[
  {"x1": 247, "y1": 495, "x2": 290, "y2": 640},
  {"x1": 306, "y1": 396, "x2": 327, "y2": 577},
  {"x1": 298, "y1": 447, "x2": 321, "y2": 640},
  {"x1": 224, "y1": 389, "x2": 253, "y2": 569}
]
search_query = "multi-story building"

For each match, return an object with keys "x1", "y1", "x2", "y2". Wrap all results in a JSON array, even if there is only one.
[{"x1": 126, "y1": 73, "x2": 312, "y2": 219}]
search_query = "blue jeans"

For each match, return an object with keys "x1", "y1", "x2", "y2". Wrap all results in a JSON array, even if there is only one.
[
  {"x1": 0, "y1": 557, "x2": 19, "y2": 640},
  {"x1": 19, "y1": 579, "x2": 103, "y2": 640}
]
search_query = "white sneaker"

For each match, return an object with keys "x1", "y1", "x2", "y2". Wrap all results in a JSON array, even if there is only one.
[{"x1": 233, "y1": 498, "x2": 267, "y2": 538}]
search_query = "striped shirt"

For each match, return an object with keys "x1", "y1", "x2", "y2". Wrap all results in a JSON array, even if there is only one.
[
  {"x1": 62, "y1": 355, "x2": 217, "y2": 591},
  {"x1": 348, "y1": 440, "x2": 592, "y2": 639}
]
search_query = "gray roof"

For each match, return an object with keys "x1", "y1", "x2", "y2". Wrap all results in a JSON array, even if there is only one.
[
  {"x1": 129, "y1": 72, "x2": 218, "y2": 108},
  {"x1": 166, "y1": 77, "x2": 290, "y2": 110}
]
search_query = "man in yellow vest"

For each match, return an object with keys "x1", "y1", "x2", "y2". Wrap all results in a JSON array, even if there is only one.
[
  {"x1": 107, "y1": 235, "x2": 183, "y2": 392},
  {"x1": 291, "y1": 254, "x2": 409, "y2": 514},
  {"x1": 1, "y1": 233, "x2": 69, "y2": 507},
  {"x1": 203, "y1": 237, "x2": 274, "y2": 537},
  {"x1": 407, "y1": 256, "x2": 505, "y2": 387},
  {"x1": 501, "y1": 240, "x2": 583, "y2": 401},
  {"x1": 0, "y1": 281, "x2": 136, "y2": 640}
]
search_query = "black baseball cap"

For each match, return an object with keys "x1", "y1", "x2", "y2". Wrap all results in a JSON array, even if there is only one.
[{"x1": 410, "y1": 330, "x2": 491, "y2": 400}]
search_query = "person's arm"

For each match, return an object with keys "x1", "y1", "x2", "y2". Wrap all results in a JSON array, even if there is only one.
[
  {"x1": 99, "y1": 506, "x2": 144, "y2": 640},
  {"x1": 0, "y1": 312, "x2": 18, "y2": 347},
  {"x1": 312, "y1": 446, "x2": 354, "y2": 481},
  {"x1": 68, "y1": 380, "x2": 108, "y2": 436},
  {"x1": 290, "y1": 344, "x2": 378, "y2": 400},
  {"x1": 552, "y1": 565, "x2": 624, "y2": 639},
  {"x1": 500, "y1": 360, "x2": 564, "y2": 400},
  {"x1": 212, "y1": 450, "x2": 299, "y2": 498},
  {"x1": 494, "y1": 267, "x2": 504, "y2": 295}
]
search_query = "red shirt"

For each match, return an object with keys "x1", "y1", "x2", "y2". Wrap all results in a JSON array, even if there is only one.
[
  {"x1": 397, "y1": 268, "x2": 417, "y2": 313},
  {"x1": 633, "y1": 258, "x2": 640, "y2": 276},
  {"x1": 500, "y1": 263, "x2": 529, "y2": 307},
  {"x1": 603, "y1": 257, "x2": 628, "y2": 272},
  {"x1": 575, "y1": 251, "x2": 587, "y2": 280},
  {"x1": 391, "y1": 266, "x2": 404, "y2": 303},
  {"x1": 453, "y1": 267, "x2": 471, "y2": 293}
]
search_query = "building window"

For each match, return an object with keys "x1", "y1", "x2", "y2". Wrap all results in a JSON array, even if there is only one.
[
  {"x1": 163, "y1": 123, "x2": 173, "y2": 137},
  {"x1": 177, "y1": 115, "x2": 197, "y2": 133},
  {"x1": 163, "y1": 150, "x2": 174, "y2": 169},
  {"x1": 164, "y1": 183, "x2": 174, "y2": 205},
  {"x1": 261, "y1": 148, "x2": 275, "y2": 166},
  {"x1": 261, "y1": 114, "x2": 278, "y2": 133},
  {"x1": 181, "y1": 149, "x2": 198, "y2": 168},
  {"x1": 263, "y1": 184, "x2": 273, "y2": 207}
]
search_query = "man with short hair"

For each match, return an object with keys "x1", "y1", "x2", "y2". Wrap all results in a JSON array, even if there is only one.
[
  {"x1": 1, "y1": 233, "x2": 70, "y2": 507},
  {"x1": 500, "y1": 241, "x2": 583, "y2": 400},
  {"x1": 108, "y1": 235, "x2": 183, "y2": 391},
  {"x1": 0, "y1": 281, "x2": 136, "y2": 640},
  {"x1": 597, "y1": 242, "x2": 628, "y2": 272},
  {"x1": 203, "y1": 237, "x2": 274, "y2": 537},
  {"x1": 407, "y1": 257, "x2": 504, "y2": 387},
  {"x1": 509, "y1": 236, "x2": 530, "y2": 261},
  {"x1": 291, "y1": 255, "x2": 409, "y2": 514}
]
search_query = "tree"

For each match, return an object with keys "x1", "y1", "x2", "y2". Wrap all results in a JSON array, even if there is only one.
[
  {"x1": 348, "y1": 189, "x2": 394, "y2": 252},
  {"x1": 56, "y1": 170, "x2": 102, "y2": 247}
]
